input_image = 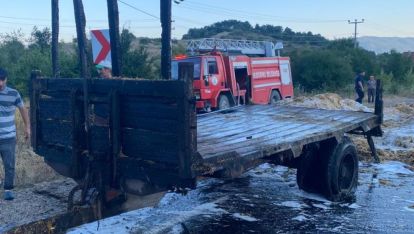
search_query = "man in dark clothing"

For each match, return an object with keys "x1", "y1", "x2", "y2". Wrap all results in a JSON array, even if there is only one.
[{"x1": 354, "y1": 71, "x2": 365, "y2": 104}]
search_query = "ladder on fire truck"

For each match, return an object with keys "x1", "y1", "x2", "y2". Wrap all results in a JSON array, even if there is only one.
[{"x1": 186, "y1": 38, "x2": 283, "y2": 57}]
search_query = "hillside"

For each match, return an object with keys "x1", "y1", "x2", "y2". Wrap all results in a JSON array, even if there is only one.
[
  {"x1": 358, "y1": 36, "x2": 414, "y2": 54},
  {"x1": 182, "y1": 20, "x2": 328, "y2": 47}
]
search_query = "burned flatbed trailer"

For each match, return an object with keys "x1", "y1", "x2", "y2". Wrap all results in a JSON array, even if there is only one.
[
  {"x1": 197, "y1": 105, "x2": 380, "y2": 173},
  {"x1": 24, "y1": 71, "x2": 382, "y2": 232}
]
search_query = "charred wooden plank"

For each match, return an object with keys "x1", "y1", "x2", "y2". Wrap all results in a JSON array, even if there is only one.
[
  {"x1": 39, "y1": 120, "x2": 73, "y2": 146},
  {"x1": 121, "y1": 98, "x2": 180, "y2": 121},
  {"x1": 122, "y1": 117, "x2": 179, "y2": 133},
  {"x1": 118, "y1": 158, "x2": 195, "y2": 189},
  {"x1": 196, "y1": 105, "x2": 380, "y2": 177},
  {"x1": 122, "y1": 128, "x2": 179, "y2": 164},
  {"x1": 177, "y1": 62, "x2": 197, "y2": 179},
  {"x1": 39, "y1": 98, "x2": 72, "y2": 120},
  {"x1": 90, "y1": 126, "x2": 110, "y2": 154},
  {"x1": 36, "y1": 145, "x2": 72, "y2": 166},
  {"x1": 36, "y1": 78, "x2": 187, "y2": 98},
  {"x1": 29, "y1": 71, "x2": 41, "y2": 151},
  {"x1": 198, "y1": 112, "x2": 365, "y2": 155}
]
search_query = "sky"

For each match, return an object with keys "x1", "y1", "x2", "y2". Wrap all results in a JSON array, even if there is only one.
[{"x1": 0, "y1": 0, "x2": 413, "y2": 42}]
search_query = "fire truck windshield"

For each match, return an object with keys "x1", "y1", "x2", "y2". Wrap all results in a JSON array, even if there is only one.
[{"x1": 171, "y1": 58, "x2": 201, "y2": 80}]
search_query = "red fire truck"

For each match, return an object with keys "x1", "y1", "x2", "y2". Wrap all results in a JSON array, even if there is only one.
[{"x1": 172, "y1": 38, "x2": 294, "y2": 111}]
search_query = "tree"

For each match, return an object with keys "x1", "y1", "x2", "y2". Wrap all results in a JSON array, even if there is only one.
[
  {"x1": 120, "y1": 28, "x2": 136, "y2": 58},
  {"x1": 122, "y1": 47, "x2": 156, "y2": 79},
  {"x1": 29, "y1": 27, "x2": 52, "y2": 53},
  {"x1": 380, "y1": 50, "x2": 413, "y2": 82},
  {"x1": 293, "y1": 50, "x2": 354, "y2": 91}
]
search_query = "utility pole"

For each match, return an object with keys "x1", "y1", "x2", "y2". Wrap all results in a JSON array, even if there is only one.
[
  {"x1": 160, "y1": 0, "x2": 172, "y2": 80},
  {"x1": 348, "y1": 19, "x2": 364, "y2": 48},
  {"x1": 51, "y1": 0, "x2": 60, "y2": 78},
  {"x1": 107, "y1": 0, "x2": 121, "y2": 77}
]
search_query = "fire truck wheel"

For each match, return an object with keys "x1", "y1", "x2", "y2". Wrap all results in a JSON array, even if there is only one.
[
  {"x1": 324, "y1": 136, "x2": 358, "y2": 201},
  {"x1": 218, "y1": 94, "x2": 231, "y2": 110},
  {"x1": 269, "y1": 90, "x2": 281, "y2": 104}
]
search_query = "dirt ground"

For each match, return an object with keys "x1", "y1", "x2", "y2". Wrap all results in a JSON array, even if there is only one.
[
  {"x1": 0, "y1": 178, "x2": 76, "y2": 232},
  {"x1": 1, "y1": 94, "x2": 413, "y2": 231}
]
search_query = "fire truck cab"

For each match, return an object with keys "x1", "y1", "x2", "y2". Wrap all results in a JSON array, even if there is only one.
[{"x1": 172, "y1": 39, "x2": 294, "y2": 111}]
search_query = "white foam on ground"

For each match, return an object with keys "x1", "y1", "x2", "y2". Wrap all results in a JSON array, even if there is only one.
[
  {"x1": 376, "y1": 120, "x2": 414, "y2": 151},
  {"x1": 68, "y1": 184, "x2": 229, "y2": 234},
  {"x1": 404, "y1": 207, "x2": 414, "y2": 212},
  {"x1": 294, "y1": 190, "x2": 332, "y2": 204},
  {"x1": 348, "y1": 203, "x2": 361, "y2": 209},
  {"x1": 279, "y1": 201, "x2": 307, "y2": 209},
  {"x1": 292, "y1": 215, "x2": 308, "y2": 221},
  {"x1": 167, "y1": 224, "x2": 184, "y2": 234},
  {"x1": 232, "y1": 213, "x2": 258, "y2": 222},
  {"x1": 69, "y1": 201, "x2": 227, "y2": 234},
  {"x1": 374, "y1": 161, "x2": 413, "y2": 176},
  {"x1": 312, "y1": 203, "x2": 330, "y2": 210}
]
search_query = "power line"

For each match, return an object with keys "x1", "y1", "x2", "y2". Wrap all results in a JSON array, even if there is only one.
[
  {"x1": 0, "y1": 15, "x2": 157, "y2": 23},
  {"x1": 177, "y1": 2, "x2": 347, "y2": 23},
  {"x1": 117, "y1": 0, "x2": 159, "y2": 20}
]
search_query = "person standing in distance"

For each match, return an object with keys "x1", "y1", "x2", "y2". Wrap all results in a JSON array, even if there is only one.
[
  {"x1": 94, "y1": 61, "x2": 113, "y2": 125},
  {"x1": 0, "y1": 68, "x2": 30, "y2": 200},
  {"x1": 96, "y1": 61, "x2": 112, "y2": 79},
  {"x1": 354, "y1": 71, "x2": 365, "y2": 104},
  {"x1": 367, "y1": 75, "x2": 377, "y2": 103}
]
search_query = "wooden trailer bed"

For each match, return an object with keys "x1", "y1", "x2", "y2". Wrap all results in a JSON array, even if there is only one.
[{"x1": 195, "y1": 105, "x2": 380, "y2": 174}]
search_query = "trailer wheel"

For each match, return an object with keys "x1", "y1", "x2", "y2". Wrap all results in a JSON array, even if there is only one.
[
  {"x1": 296, "y1": 137, "x2": 358, "y2": 201},
  {"x1": 218, "y1": 94, "x2": 231, "y2": 110},
  {"x1": 324, "y1": 136, "x2": 358, "y2": 201},
  {"x1": 269, "y1": 90, "x2": 281, "y2": 104},
  {"x1": 296, "y1": 144, "x2": 323, "y2": 194}
]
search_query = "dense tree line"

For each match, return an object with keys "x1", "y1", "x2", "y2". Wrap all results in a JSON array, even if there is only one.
[
  {"x1": 289, "y1": 39, "x2": 414, "y2": 93},
  {"x1": 182, "y1": 20, "x2": 328, "y2": 46},
  {"x1": 0, "y1": 23, "x2": 413, "y2": 97},
  {"x1": 183, "y1": 20, "x2": 414, "y2": 94}
]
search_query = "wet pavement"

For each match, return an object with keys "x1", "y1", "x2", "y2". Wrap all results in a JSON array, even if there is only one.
[{"x1": 69, "y1": 161, "x2": 414, "y2": 233}]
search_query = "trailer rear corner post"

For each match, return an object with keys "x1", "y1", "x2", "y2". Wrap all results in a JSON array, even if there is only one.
[{"x1": 368, "y1": 78, "x2": 384, "y2": 163}]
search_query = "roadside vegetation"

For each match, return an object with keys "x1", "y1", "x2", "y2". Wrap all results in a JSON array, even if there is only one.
[{"x1": 0, "y1": 20, "x2": 413, "y2": 98}]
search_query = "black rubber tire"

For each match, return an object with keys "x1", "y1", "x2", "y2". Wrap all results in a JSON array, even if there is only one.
[
  {"x1": 269, "y1": 90, "x2": 281, "y2": 104},
  {"x1": 218, "y1": 94, "x2": 231, "y2": 110},
  {"x1": 324, "y1": 136, "x2": 358, "y2": 201},
  {"x1": 296, "y1": 144, "x2": 324, "y2": 194},
  {"x1": 296, "y1": 137, "x2": 358, "y2": 201}
]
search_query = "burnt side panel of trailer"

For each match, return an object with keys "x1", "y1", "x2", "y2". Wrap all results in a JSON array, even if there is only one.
[{"x1": 30, "y1": 77, "x2": 197, "y2": 190}]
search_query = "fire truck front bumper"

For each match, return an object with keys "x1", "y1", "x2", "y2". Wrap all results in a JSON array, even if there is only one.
[
  {"x1": 196, "y1": 101, "x2": 205, "y2": 108},
  {"x1": 196, "y1": 100, "x2": 211, "y2": 112}
]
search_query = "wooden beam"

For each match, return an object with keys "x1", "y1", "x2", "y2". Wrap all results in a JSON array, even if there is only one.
[
  {"x1": 367, "y1": 134, "x2": 380, "y2": 163},
  {"x1": 73, "y1": 0, "x2": 92, "y2": 164},
  {"x1": 51, "y1": 0, "x2": 60, "y2": 78},
  {"x1": 374, "y1": 79, "x2": 383, "y2": 124},
  {"x1": 107, "y1": 0, "x2": 122, "y2": 76},
  {"x1": 160, "y1": 0, "x2": 172, "y2": 80},
  {"x1": 29, "y1": 71, "x2": 41, "y2": 151},
  {"x1": 73, "y1": 0, "x2": 90, "y2": 79}
]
